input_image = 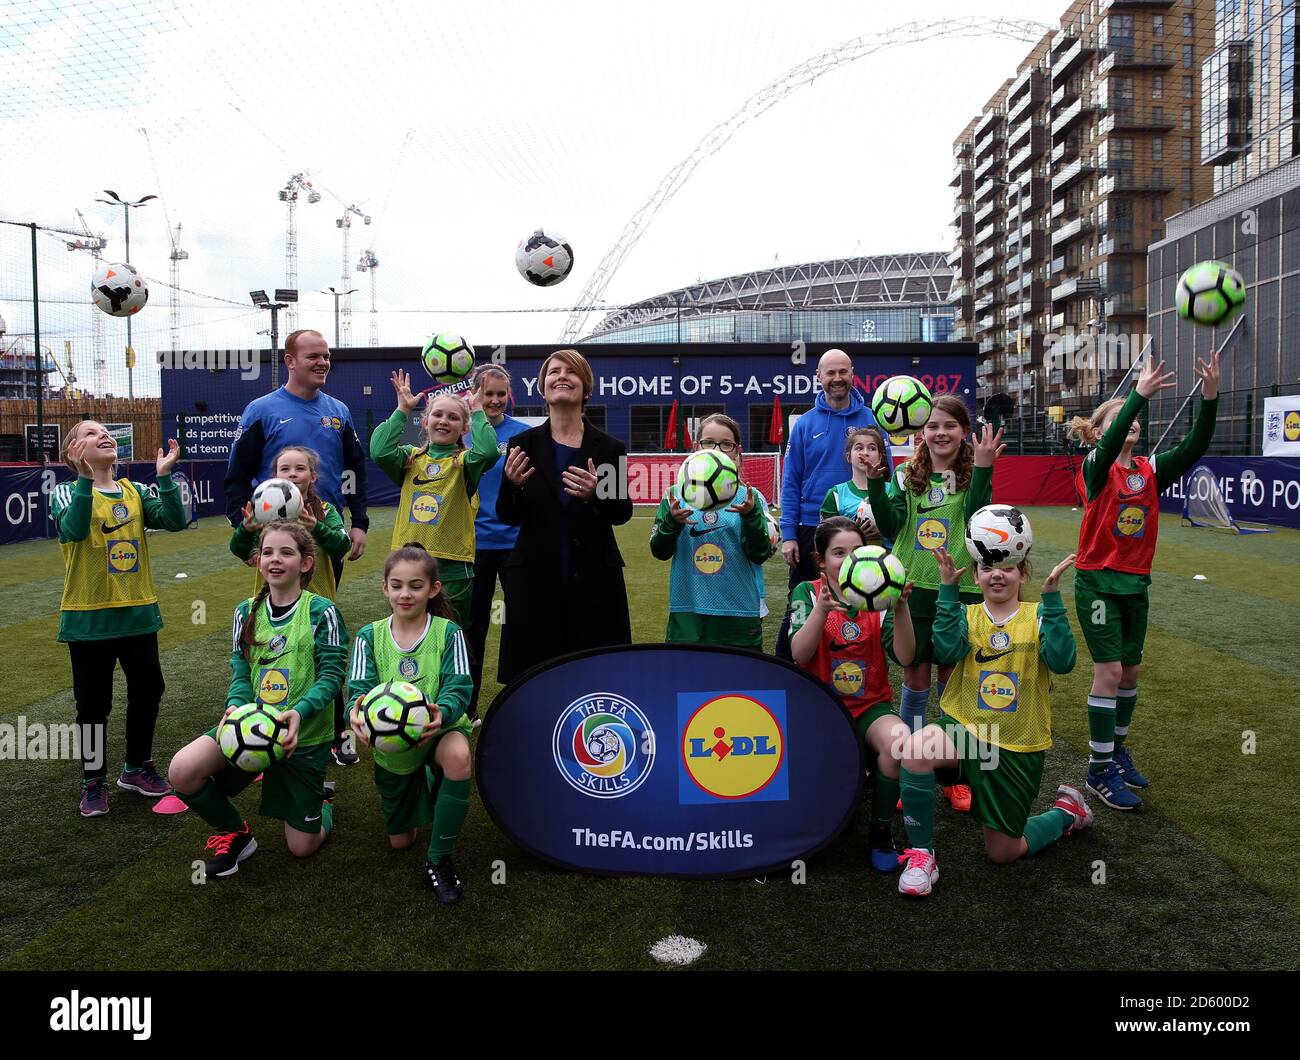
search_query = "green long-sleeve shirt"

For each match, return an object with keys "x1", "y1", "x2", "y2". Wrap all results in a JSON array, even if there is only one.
[
  {"x1": 228, "y1": 500, "x2": 351, "y2": 564},
  {"x1": 52, "y1": 473, "x2": 188, "y2": 642},
  {"x1": 930, "y1": 582, "x2": 1076, "y2": 674},
  {"x1": 346, "y1": 619, "x2": 473, "y2": 731},
  {"x1": 228, "y1": 594, "x2": 347, "y2": 734}
]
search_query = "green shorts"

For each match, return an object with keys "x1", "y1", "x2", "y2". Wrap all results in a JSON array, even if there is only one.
[
  {"x1": 442, "y1": 577, "x2": 473, "y2": 627},
  {"x1": 373, "y1": 719, "x2": 472, "y2": 835},
  {"x1": 205, "y1": 727, "x2": 330, "y2": 833},
  {"x1": 890, "y1": 586, "x2": 983, "y2": 666},
  {"x1": 932, "y1": 713, "x2": 1044, "y2": 838},
  {"x1": 666, "y1": 612, "x2": 764, "y2": 650},
  {"x1": 1074, "y1": 584, "x2": 1149, "y2": 666},
  {"x1": 853, "y1": 701, "x2": 899, "y2": 741}
]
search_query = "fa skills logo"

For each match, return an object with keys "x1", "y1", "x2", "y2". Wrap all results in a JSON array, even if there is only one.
[
  {"x1": 678, "y1": 691, "x2": 788, "y2": 804},
  {"x1": 553, "y1": 693, "x2": 654, "y2": 799},
  {"x1": 398, "y1": 657, "x2": 420, "y2": 679}
]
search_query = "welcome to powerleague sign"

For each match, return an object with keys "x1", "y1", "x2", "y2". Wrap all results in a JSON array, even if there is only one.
[{"x1": 475, "y1": 645, "x2": 863, "y2": 878}]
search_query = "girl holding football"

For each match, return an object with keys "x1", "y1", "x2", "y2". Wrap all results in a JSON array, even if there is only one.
[
  {"x1": 53, "y1": 422, "x2": 189, "y2": 817},
  {"x1": 649, "y1": 414, "x2": 775, "y2": 650},
  {"x1": 789, "y1": 516, "x2": 914, "y2": 871},
  {"x1": 348, "y1": 543, "x2": 474, "y2": 904},
  {"x1": 819, "y1": 425, "x2": 889, "y2": 544},
  {"x1": 169, "y1": 521, "x2": 347, "y2": 879},
  {"x1": 894, "y1": 545, "x2": 1088, "y2": 898},
  {"x1": 1066, "y1": 352, "x2": 1219, "y2": 810},
  {"x1": 864, "y1": 396, "x2": 1004, "y2": 813},
  {"x1": 370, "y1": 370, "x2": 500, "y2": 628}
]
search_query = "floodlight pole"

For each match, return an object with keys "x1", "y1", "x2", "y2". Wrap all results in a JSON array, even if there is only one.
[
  {"x1": 97, "y1": 191, "x2": 156, "y2": 400},
  {"x1": 322, "y1": 287, "x2": 357, "y2": 349}
]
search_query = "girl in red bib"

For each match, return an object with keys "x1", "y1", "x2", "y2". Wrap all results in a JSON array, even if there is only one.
[
  {"x1": 789, "y1": 516, "x2": 914, "y2": 872},
  {"x1": 1066, "y1": 352, "x2": 1219, "y2": 811}
]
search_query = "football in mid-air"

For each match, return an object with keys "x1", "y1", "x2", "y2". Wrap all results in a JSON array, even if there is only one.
[
  {"x1": 218, "y1": 702, "x2": 288, "y2": 772},
  {"x1": 251, "y1": 478, "x2": 303, "y2": 524},
  {"x1": 360, "y1": 680, "x2": 431, "y2": 756},
  {"x1": 965, "y1": 504, "x2": 1033, "y2": 568},
  {"x1": 838, "y1": 544, "x2": 907, "y2": 612},
  {"x1": 676, "y1": 450, "x2": 740, "y2": 511},
  {"x1": 421, "y1": 333, "x2": 476, "y2": 384},
  {"x1": 871, "y1": 375, "x2": 933, "y2": 436},
  {"x1": 1175, "y1": 260, "x2": 1246, "y2": 327},
  {"x1": 91, "y1": 261, "x2": 149, "y2": 317},
  {"x1": 515, "y1": 228, "x2": 574, "y2": 287}
]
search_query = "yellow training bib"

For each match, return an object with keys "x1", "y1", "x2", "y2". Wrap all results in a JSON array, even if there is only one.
[{"x1": 60, "y1": 480, "x2": 157, "y2": 611}]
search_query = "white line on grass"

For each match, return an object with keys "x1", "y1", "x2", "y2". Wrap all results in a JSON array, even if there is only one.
[{"x1": 650, "y1": 935, "x2": 707, "y2": 966}]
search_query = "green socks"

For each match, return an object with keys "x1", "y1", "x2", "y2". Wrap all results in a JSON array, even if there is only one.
[
  {"x1": 427, "y1": 777, "x2": 471, "y2": 861},
  {"x1": 899, "y1": 767, "x2": 936, "y2": 851},
  {"x1": 180, "y1": 778, "x2": 245, "y2": 833},
  {"x1": 1087, "y1": 694, "x2": 1117, "y2": 775},
  {"x1": 1023, "y1": 808, "x2": 1072, "y2": 857},
  {"x1": 320, "y1": 799, "x2": 334, "y2": 837},
  {"x1": 1115, "y1": 686, "x2": 1137, "y2": 748},
  {"x1": 872, "y1": 772, "x2": 901, "y2": 827}
]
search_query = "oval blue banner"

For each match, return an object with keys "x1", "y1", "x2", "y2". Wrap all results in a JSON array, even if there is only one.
[{"x1": 476, "y1": 645, "x2": 863, "y2": 878}]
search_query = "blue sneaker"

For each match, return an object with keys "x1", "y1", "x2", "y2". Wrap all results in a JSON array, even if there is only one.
[
  {"x1": 868, "y1": 823, "x2": 900, "y2": 873},
  {"x1": 1086, "y1": 764, "x2": 1143, "y2": 810},
  {"x1": 1112, "y1": 746, "x2": 1149, "y2": 789}
]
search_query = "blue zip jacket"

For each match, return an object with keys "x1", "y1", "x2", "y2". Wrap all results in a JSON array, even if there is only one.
[
  {"x1": 471, "y1": 413, "x2": 532, "y2": 550},
  {"x1": 779, "y1": 388, "x2": 880, "y2": 540}
]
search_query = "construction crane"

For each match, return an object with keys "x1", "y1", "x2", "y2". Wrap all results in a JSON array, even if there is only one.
[
  {"x1": 168, "y1": 223, "x2": 188, "y2": 355},
  {"x1": 335, "y1": 204, "x2": 370, "y2": 348},
  {"x1": 279, "y1": 174, "x2": 320, "y2": 333},
  {"x1": 66, "y1": 211, "x2": 109, "y2": 395},
  {"x1": 356, "y1": 249, "x2": 379, "y2": 347}
]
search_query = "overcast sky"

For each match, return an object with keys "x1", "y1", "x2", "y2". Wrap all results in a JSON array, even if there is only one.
[{"x1": 0, "y1": 0, "x2": 1065, "y2": 394}]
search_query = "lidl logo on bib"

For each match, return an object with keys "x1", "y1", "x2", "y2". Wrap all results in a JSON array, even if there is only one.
[
  {"x1": 1114, "y1": 504, "x2": 1147, "y2": 537},
  {"x1": 1285, "y1": 411, "x2": 1300, "y2": 442},
  {"x1": 410, "y1": 493, "x2": 442, "y2": 524},
  {"x1": 978, "y1": 670, "x2": 1019, "y2": 712},
  {"x1": 832, "y1": 660, "x2": 865, "y2": 696},
  {"x1": 107, "y1": 540, "x2": 139, "y2": 573},
  {"x1": 915, "y1": 517, "x2": 949, "y2": 551},
  {"x1": 398, "y1": 657, "x2": 420, "y2": 679},
  {"x1": 693, "y1": 542, "x2": 724, "y2": 575},
  {"x1": 258, "y1": 668, "x2": 291, "y2": 706},
  {"x1": 679, "y1": 691, "x2": 788, "y2": 803}
]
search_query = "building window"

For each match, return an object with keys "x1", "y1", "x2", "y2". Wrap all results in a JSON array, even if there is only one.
[
  {"x1": 1183, "y1": 44, "x2": 1194, "y2": 66},
  {"x1": 1153, "y1": 75, "x2": 1164, "y2": 99},
  {"x1": 1183, "y1": 137, "x2": 1192, "y2": 159},
  {"x1": 1152, "y1": 227, "x2": 1163, "y2": 242},
  {"x1": 1153, "y1": 198, "x2": 1165, "y2": 221},
  {"x1": 1183, "y1": 75, "x2": 1194, "y2": 98},
  {"x1": 1183, "y1": 106, "x2": 1194, "y2": 129},
  {"x1": 1183, "y1": 13, "x2": 1193, "y2": 35},
  {"x1": 1152, "y1": 167, "x2": 1165, "y2": 187},
  {"x1": 1154, "y1": 13, "x2": 1164, "y2": 36},
  {"x1": 1154, "y1": 43, "x2": 1165, "y2": 60},
  {"x1": 1182, "y1": 166, "x2": 1193, "y2": 190},
  {"x1": 1183, "y1": 197, "x2": 1193, "y2": 209},
  {"x1": 1153, "y1": 137, "x2": 1164, "y2": 160},
  {"x1": 1153, "y1": 105, "x2": 1165, "y2": 123}
]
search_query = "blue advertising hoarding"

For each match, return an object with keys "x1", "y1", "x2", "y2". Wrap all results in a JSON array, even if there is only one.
[
  {"x1": 475, "y1": 644, "x2": 864, "y2": 878},
  {"x1": 1158, "y1": 456, "x2": 1300, "y2": 530}
]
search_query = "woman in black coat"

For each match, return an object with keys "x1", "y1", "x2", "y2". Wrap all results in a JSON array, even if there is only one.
[{"x1": 495, "y1": 349, "x2": 633, "y2": 684}]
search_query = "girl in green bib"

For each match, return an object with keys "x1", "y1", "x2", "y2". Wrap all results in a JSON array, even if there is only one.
[
  {"x1": 348, "y1": 544, "x2": 474, "y2": 904},
  {"x1": 53, "y1": 421, "x2": 189, "y2": 817},
  {"x1": 867, "y1": 396, "x2": 1003, "y2": 813},
  {"x1": 370, "y1": 370, "x2": 500, "y2": 628},
  {"x1": 169, "y1": 521, "x2": 347, "y2": 879}
]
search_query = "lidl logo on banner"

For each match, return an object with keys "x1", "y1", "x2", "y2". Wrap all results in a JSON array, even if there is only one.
[
  {"x1": 1286, "y1": 411, "x2": 1300, "y2": 442},
  {"x1": 678, "y1": 691, "x2": 788, "y2": 804}
]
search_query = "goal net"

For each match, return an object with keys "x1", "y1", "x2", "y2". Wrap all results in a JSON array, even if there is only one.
[{"x1": 1181, "y1": 464, "x2": 1272, "y2": 535}]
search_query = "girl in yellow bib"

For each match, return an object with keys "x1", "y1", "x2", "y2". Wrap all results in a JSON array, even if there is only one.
[
  {"x1": 371, "y1": 370, "x2": 500, "y2": 626},
  {"x1": 52, "y1": 422, "x2": 189, "y2": 818},
  {"x1": 894, "y1": 543, "x2": 1091, "y2": 898},
  {"x1": 169, "y1": 521, "x2": 347, "y2": 879}
]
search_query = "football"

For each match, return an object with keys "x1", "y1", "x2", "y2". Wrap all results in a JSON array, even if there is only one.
[
  {"x1": 251, "y1": 478, "x2": 303, "y2": 524},
  {"x1": 360, "y1": 680, "x2": 431, "y2": 756},
  {"x1": 218, "y1": 702, "x2": 288, "y2": 772},
  {"x1": 515, "y1": 228, "x2": 574, "y2": 287},
  {"x1": 838, "y1": 544, "x2": 907, "y2": 612},
  {"x1": 965, "y1": 504, "x2": 1033, "y2": 568},
  {"x1": 1175, "y1": 260, "x2": 1246, "y2": 327},
  {"x1": 676, "y1": 450, "x2": 740, "y2": 511},
  {"x1": 421, "y1": 333, "x2": 476, "y2": 384},
  {"x1": 91, "y1": 261, "x2": 149, "y2": 317},
  {"x1": 763, "y1": 507, "x2": 781, "y2": 552},
  {"x1": 871, "y1": 375, "x2": 934, "y2": 437}
]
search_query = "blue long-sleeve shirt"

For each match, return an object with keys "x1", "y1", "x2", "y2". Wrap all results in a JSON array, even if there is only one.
[{"x1": 779, "y1": 389, "x2": 880, "y2": 540}]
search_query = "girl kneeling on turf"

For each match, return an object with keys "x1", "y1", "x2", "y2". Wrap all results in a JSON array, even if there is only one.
[
  {"x1": 789, "y1": 516, "x2": 914, "y2": 872},
  {"x1": 649, "y1": 413, "x2": 775, "y2": 649},
  {"x1": 169, "y1": 521, "x2": 347, "y2": 879},
  {"x1": 348, "y1": 544, "x2": 474, "y2": 905},
  {"x1": 894, "y1": 546, "x2": 1089, "y2": 898}
]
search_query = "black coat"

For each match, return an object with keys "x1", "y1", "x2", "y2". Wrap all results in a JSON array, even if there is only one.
[{"x1": 495, "y1": 417, "x2": 633, "y2": 684}]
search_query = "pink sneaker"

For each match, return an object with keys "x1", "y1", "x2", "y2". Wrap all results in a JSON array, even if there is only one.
[
  {"x1": 898, "y1": 848, "x2": 939, "y2": 897},
  {"x1": 1052, "y1": 784, "x2": 1094, "y2": 834}
]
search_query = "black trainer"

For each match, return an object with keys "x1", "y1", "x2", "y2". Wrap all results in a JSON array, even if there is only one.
[
  {"x1": 331, "y1": 741, "x2": 359, "y2": 767},
  {"x1": 426, "y1": 855, "x2": 464, "y2": 904},
  {"x1": 203, "y1": 826, "x2": 257, "y2": 878}
]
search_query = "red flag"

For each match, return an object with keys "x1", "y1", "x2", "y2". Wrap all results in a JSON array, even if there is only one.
[
  {"x1": 663, "y1": 399, "x2": 679, "y2": 451},
  {"x1": 768, "y1": 394, "x2": 784, "y2": 446},
  {"x1": 682, "y1": 414, "x2": 693, "y2": 449}
]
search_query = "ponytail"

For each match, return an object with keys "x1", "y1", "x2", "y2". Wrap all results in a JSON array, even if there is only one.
[{"x1": 1066, "y1": 398, "x2": 1125, "y2": 447}]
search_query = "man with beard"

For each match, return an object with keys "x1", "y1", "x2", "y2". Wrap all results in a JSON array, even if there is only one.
[{"x1": 775, "y1": 348, "x2": 881, "y2": 659}]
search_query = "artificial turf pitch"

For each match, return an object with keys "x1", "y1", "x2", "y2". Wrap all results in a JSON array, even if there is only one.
[{"x1": 1, "y1": 506, "x2": 1298, "y2": 971}]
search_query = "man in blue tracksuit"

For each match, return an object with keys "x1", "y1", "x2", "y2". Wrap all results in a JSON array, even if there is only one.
[{"x1": 774, "y1": 349, "x2": 881, "y2": 659}]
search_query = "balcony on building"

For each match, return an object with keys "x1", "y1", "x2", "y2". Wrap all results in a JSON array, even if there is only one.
[
  {"x1": 1051, "y1": 135, "x2": 1081, "y2": 166},
  {"x1": 1104, "y1": 293, "x2": 1146, "y2": 317},
  {"x1": 1051, "y1": 33, "x2": 1095, "y2": 83},
  {"x1": 1051, "y1": 95, "x2": 1096, "y2": 139},
  {"x1": 954, "y1": 139, "x2": 973, "y2": 159},
  {"x1": 1099, "y1": 0, "x2": 1174, "y2": 13},
  {"x1": 955, "y1": 214, "x2": 975, "y2": 240},
  {"x1": 974, "y1": 152, "x2": 1006, "y2": 182},
  {"x1": 976, "y1": 312, "x2": 1001, "y2": 335},
  {"x1": 950, "y1": 159, "x2": 973, "y2": 187},
  {"x1": 1051, "y1": 156, "x2": 1095, "y2": 194},
  {"x1": 1098, "y1": 49, "x2": 1176, "y2": 77},
  {"x1": 975, "y1": 266, "x2": 1001, "y2": 291},
  {"x1": 1007, "y1": 129, "x2": 1049, "y2": 178},
  {"x1": 975, "y1": 221, "x2": 1001, "y2": 247},
  {"x1": 974, "y1": 245, "x2": 1000, "y2": 271},
  {"x1": 975, "y1": 176, "x2": 1000, "y2": 204},
  {"x1": 974, "y1": 107, "x2": 1006, "y2": 143},
  {"x1": 978, "y1": 337, "x2": 1000, "y2": 355},
  {"x1": 946, "y1": 245, "x2": 973, "y2": 274},
  {"x1": 974, "y1": 196, "x2": 1004, "y2": 226},
  {"x1": 1051, "y1": 79, "x2": 1081, "y2": 112},
  {"x1": 1097, "y1": 168, "x2": 1173, "y2": 195},
  {"x1": 1050, "y1": 216, "x2": 1094, "y2": 249},
  {"x1": 1050, "y1": 194, "x2": 1080, "y2": 221},
  {"x1": 1098, "y1": 234, "x2": 1143, "y2": 256},
  {"x1": 952, "y1": 195, "x2": 972, "y2": 225},
  {"x1": 1200, "y1": 41, "x2": 1254, "y2": 165},
  {"x1": 1049, "y1": 252, "x2": 1080, "y2": 277},
  {"x1": 1099, "y1": 108, "x2": 1177, "y2": 136}
]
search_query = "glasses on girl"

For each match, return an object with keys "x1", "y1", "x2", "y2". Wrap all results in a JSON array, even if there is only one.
[{"x1": 698, "y1": 439, "x2": 738, "y2": 454}]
